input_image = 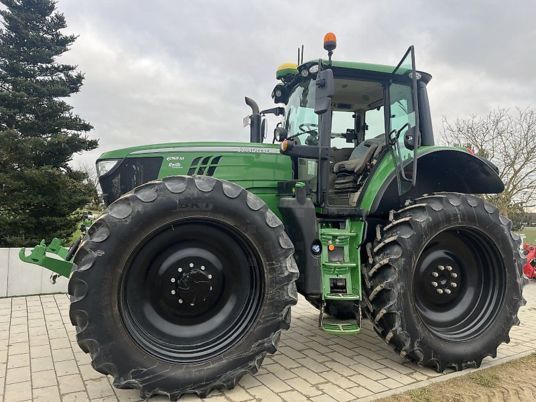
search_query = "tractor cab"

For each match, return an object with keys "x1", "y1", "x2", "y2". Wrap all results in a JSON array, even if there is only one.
[{"x1": 272, "y1": 35, "x2": 433, "y2": 214}]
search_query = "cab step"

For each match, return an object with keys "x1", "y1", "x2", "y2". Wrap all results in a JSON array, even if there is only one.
[
  {"x1": 319, "y1": 301, "x2": 361, "y2": 335},
  {"x1": 324, "y1": 293, "x2": 360, "y2": 301}
]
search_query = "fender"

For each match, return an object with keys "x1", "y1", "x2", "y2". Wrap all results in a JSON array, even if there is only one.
[{"x1": 360, "y1": 146, "x2": 504, "y2": 215}]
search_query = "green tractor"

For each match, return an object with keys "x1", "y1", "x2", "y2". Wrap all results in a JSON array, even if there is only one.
[{"x1": 21, "y1": 34, "x2": 525, "y2": 399}]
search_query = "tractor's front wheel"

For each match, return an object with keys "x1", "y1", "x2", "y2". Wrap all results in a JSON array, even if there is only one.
[
  {"x1": 364, "y1": 193, "x2": 525, "y2": 372},
  {"x1": 68, "y1": 176, "x2": 298, "y2": 399}
]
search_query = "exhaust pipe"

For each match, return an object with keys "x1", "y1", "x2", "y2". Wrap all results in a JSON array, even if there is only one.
[{"x1": 245, "y1": 97, "x2": 262, "y2": 143}]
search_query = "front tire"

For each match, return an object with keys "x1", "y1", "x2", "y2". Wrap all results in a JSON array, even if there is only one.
[
  {"x1": 364, "y1": 193, "x2": 525, "y2": 372},
  {"x1": 68, "y1": 176, "x2": 298, "y2": 399}
]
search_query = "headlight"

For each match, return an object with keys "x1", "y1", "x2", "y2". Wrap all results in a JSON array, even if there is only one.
[{"x1": 96, "y1": 159, "x2": 121, "y2": 177}]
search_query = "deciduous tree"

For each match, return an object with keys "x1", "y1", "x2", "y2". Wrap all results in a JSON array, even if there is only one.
[{"x1": 442, "y1": 108, "x2": 536, "y2": 229}]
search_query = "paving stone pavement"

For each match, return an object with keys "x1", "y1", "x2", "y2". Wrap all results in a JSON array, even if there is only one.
[{"x1": 1, "y1": 283, "x2": 535, "y2": 402}]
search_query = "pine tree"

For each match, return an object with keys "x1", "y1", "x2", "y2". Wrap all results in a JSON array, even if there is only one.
[{"x1": 0, "y1": 0, "x2": 98, "y2": 246}]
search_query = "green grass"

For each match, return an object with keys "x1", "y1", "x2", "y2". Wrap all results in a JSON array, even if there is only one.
[
  {"x1": 468, "y1": 372, "x2": 499, "y2": 388},
  {"x1": 409, "y1": 388, "x2": 432, "y2": 401},
  {"x1": 522, "y1": 227, "x2": 536, "y2": 244}
]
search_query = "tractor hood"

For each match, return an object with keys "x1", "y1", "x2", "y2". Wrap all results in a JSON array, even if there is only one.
[{"x1": 96, "y1": 141, "x2": 292, "y2": 210}]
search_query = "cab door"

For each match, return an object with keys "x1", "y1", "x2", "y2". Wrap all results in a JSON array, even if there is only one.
[{"x1": 389, "y1": 46, "x2": 421, "y2": 195}]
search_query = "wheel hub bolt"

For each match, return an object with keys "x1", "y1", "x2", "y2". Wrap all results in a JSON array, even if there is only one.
[
  {"x1": 201, "y1": 266, "x2": 205, "y2": 271},
  {"x1": 438, "y1": 265, "x2": 445, "y2": 271},
  {"x1": 189, "y1": 263, "x2": 194, "y2": 268},
  {"x1": 208, "y1": 274, "x2": 213, "y2": 279},
  {"x1": 178, "y1": 299, "x2": 183, "y2": 304},
  {"x1": 445, "y1": 289, "x2": 452, "y2": 295},
  {"x1": 171, "y1": 290, "x2": 176, "y2": 295},
  {"x1": 451, "y1": 282, "x2": 457, "y2": 288},
  {"x1": 451, "y1": 272, "x2": 458, "y2": 278},
  {"x1": 431, "y1": 281, "x2": 438, "y2": 287},
  {"x1": 171, "y1": 278, "x2": 176, "y2": 283},
  {"x1": 432, "y1": 272, "x2": 439, "y2": 278},
  {"x1": 437, "y1": 289, "x2": 444, "y2": 294},
  {"x1": 178, "y1": 267, "x2": 183, "y2": 273},
  {"x1": 446, "y1": 265, "x2": 453, "y2": 271}
]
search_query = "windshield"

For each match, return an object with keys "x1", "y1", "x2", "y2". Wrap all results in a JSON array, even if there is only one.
[
  {"x1": 285, "y1": 79, "x2": 355, "y2": 148},
  {"x1": 285, "y1": 78, "x2": 386, "y2": 148},
  {"x1": 284, "y1": 79, "x2": 318, "y2": 144}
]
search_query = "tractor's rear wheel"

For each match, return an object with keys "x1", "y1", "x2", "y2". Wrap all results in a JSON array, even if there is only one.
[
  {"x1": 68, "y1": 176, "x2": 298, "y2": 399},
  {"x1": 364, "y1": 193, "x2": 525, "y2": 372}
]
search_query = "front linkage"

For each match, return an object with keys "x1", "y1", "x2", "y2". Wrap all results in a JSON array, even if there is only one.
[
  {"x1": 19, "y1": 214, "x2": 93, "y2": 280},
  {"x1": 19, "y1": 237, "x2": 73, "y2": 278}
]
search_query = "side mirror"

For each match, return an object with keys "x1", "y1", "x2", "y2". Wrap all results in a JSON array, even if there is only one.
[{"x1": 314, "y1": 69, "x2": 335, "y2": 114}]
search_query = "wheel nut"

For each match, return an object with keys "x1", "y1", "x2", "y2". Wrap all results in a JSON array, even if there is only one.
[
  {"x1": 178, "y1": 267, "x2": 182, "y2": 273},
  {"x1": 451, "y1": 272, "x2": 458, "y2": 278},
  {"x1": 178, "y1": 299, "x2": 183, "y2": 304},
  {"x1": 171, "y1": 290, "x2": 176, "y2": 295},
  {"x1": 446, "y1": 265, "x2": 453, "y2": 271},
  {"x1": 189, "y1": 263, "x2": 194, "y2": 268},
  {"x1": 431, "y1": 281, "x2": 438, "y2": 287},
  {"x1": 437, "y1": 289, "x2": 444, "y2": 294},
  {"x1": 208, "y1": 274, "x2": 213, "y2": 279},
  {"x1": 445, "y1": 289, "x2": 452, "y2": 295},
  {"x1": 451, "y1": 282, "x2": 457, "y2": 288},
  {"x1": 170, "y1": 278, "x2": 175, "y2": 283},
  {"x1": 201, "y1": 266, "x2": 205, "y2": 271},
  {"x1": 432, "y1": 272, "x2": 439, "y2": 278},
  {"x1": 438, "y1": 265, "x2": 445, "y2": 271}
]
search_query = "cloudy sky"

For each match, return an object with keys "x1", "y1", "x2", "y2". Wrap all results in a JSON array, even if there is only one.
[{"x1": 52, "y1": 0, "x2": 536, "y2": 168}]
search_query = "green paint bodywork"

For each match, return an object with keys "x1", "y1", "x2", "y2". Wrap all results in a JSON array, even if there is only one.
[
  {"x1": 318, "y1": 218, "x2": 362, "y2": 334},
  {"x1": 359, "y1": 145, "x2": 469, "y2": 213},
  {"x1": 101, "y1": 142, "x2": 292, "y2": 217}
]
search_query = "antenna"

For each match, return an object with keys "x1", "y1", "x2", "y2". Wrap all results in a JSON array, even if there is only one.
[{"x1": 297, "y1": 44, "x2": 305, "y2": 65}]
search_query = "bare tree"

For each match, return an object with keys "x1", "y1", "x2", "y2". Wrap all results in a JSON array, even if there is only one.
[
  {"x1": 79, "y1": 162, "x2": 103, "y2": 210},
  {"x1": 442, "y1": 108, "x2": 536, "y2": 224}
]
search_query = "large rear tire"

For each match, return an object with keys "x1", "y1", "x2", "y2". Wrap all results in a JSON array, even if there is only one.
[
  {"x1": 364, "y1": 193, "x2": 525, "y2": 372},
  {"x1": 68, "y1": 176, "x2": 298, "y2": 399}
]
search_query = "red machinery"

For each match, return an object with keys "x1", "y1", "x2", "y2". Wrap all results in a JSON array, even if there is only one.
[{"x1": 523, "y1": 243, "x2": 536, "y2": 279}]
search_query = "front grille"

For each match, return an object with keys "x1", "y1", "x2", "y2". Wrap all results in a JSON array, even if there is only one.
[{"x1": 99, "y1": 157, "x2": 162, "y2": 206}]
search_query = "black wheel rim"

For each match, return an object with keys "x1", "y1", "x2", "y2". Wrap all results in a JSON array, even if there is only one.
[
  {"x1": 413, "y1": 227, "x2": 505, "y2": 341},
  {"x1": 120, "y1": 219, "x2": 264, "y2": 362}
]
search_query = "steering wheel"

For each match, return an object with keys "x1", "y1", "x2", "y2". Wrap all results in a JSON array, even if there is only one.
[
  {"x1": 298, "y1": 123, "x2": 319, "y2": 145},
  {"x1": 299, "y1": 123, "x2": 318, "y2": 134}
]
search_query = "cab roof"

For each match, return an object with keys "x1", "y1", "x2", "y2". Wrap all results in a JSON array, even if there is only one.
[{"x1": 302, "y1": 59, "x2": 432, "y2": 83}]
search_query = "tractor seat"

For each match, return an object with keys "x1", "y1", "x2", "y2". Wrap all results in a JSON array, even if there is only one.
[
  {"x1": 332, "y1": 135, "x2": 385, "y2": 194},
  {"x1": 333, "y1": 135, "x2": 385, "y2": 175}
]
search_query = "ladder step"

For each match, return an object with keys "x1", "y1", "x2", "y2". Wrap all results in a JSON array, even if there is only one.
[
  {"x1": 323, "y1": 262, "x2": 357, "y2": 268},
  {"x1": 320, "y1": 229, "x2": 357, "y2": 237},
  {"x1": 325, "y1": 293, "x2": 360, "y2": 300},
  {"x1": 321, "y1": 319, "x2": 360, "y2": 334}
]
